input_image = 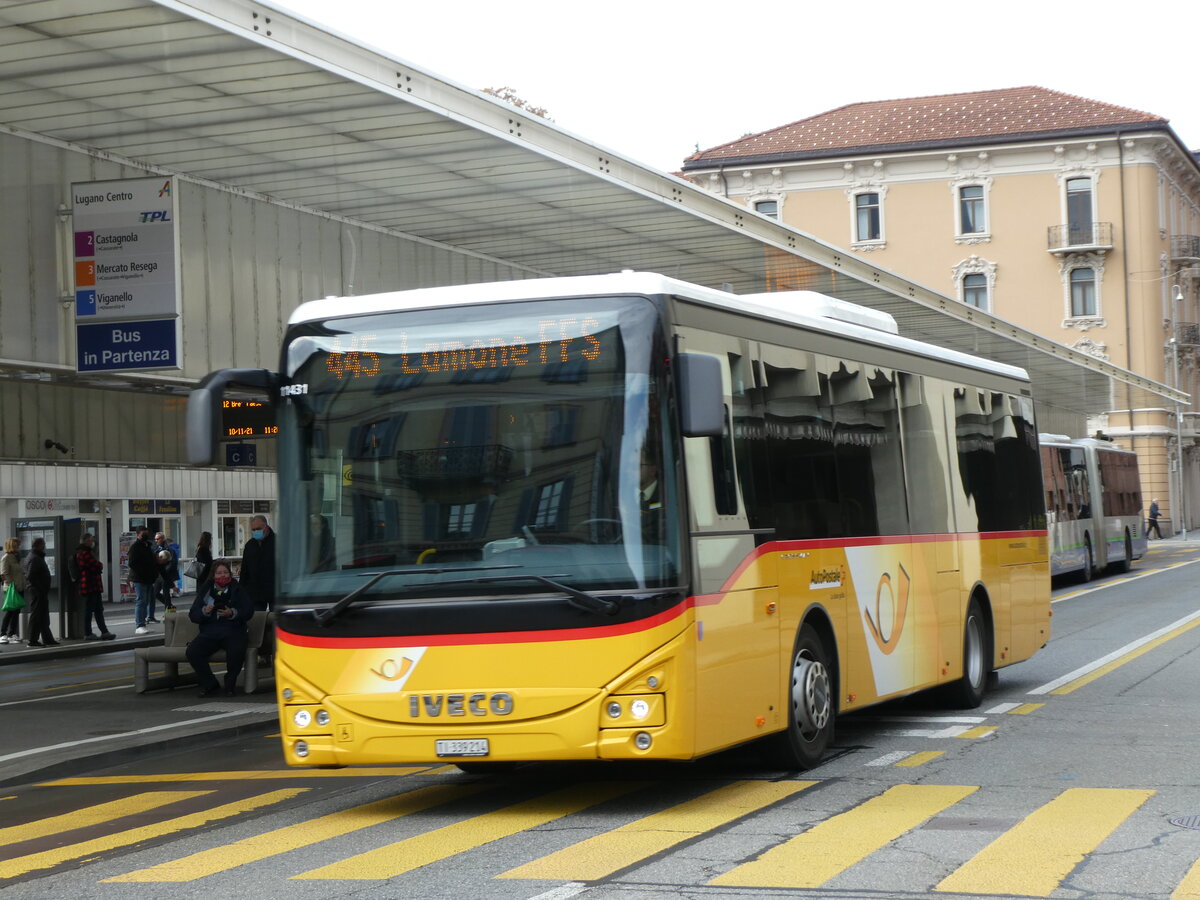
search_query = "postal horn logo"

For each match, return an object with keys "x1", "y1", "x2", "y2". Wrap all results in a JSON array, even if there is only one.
[
  {"x1": 371, "y1": 656, "x2": 415, "y2": 681},
  {"x1": 863, "y1": 562, "x2": 910, "y2": 655}
]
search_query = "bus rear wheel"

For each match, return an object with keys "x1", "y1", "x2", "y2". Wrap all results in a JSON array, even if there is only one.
[
  {"x1": 945, "y1": 596, "x2": 991, "y2": 709},
  {"x1": 764, "y1": 623, "x2": 834, "y2": 770}
]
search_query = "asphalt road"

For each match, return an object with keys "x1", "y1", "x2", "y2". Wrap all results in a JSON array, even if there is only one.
[{"x1": 3, "y1": 539, "x2": 1200, "y2": 899}]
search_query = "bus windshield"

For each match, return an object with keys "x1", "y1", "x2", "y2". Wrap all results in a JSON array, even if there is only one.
[{"x1": 275, "y1": 294, "x2": 679, "y2": 603}]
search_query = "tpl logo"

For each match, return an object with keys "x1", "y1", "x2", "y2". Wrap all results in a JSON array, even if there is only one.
[{"x1": 139, "y1": 210, "x2": 172, "y2": 223}]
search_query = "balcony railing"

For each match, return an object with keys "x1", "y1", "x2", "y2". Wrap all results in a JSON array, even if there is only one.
[
  {"x1": 1047, "y1": 222, "x2": 1113, "y2": 253},
  {"x1": 1171, "y1": 235, "x2": 1200, "y2": 261}
]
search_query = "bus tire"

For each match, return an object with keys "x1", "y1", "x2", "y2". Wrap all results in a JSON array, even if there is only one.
[
  {"x1": 764, "y1": 623, "x2": 835, "y2": 770},
  {"x1": 946, "y1": 595, "x2": 991, "y2": 709},
  {"x1": 1077, "y1": 536, "x2": 1094, "y2": 583}
]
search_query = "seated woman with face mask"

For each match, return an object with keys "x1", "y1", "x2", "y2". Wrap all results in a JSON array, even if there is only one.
[{"x1": 185, "y1": 559, "x2": 255, "y2": 697}]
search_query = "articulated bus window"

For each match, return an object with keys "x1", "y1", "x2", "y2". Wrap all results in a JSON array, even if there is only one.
[{"x1": 899, "y1": 373, "x2": 953, "y2": 535}]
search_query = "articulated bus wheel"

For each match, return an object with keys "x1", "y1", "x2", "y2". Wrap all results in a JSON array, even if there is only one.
[{"x1": 764, "y1": 623, "x2": 835, "y2": 770}]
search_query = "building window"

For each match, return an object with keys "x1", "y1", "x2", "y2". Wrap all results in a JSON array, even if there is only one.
[
  {"x1": 1066, "y1": 177, "x2": 1094, "y2": 245},
  {"x1": 533, "y1": 479, "x2": 567, "y2": 529},
  {"x1": 962, "y1": 273, "x2": 988, "y2": 309},
  {"x1": 754, "y1": 199, "x2": 779, "y2": 219},
  {"x1": 1070, "y1": 267, "x2": 1096, "y2": 317},
  {"x1": 855, "y1": 193, "x2": 881, "y2": 241},
  {"x1": 959, "y1": 185, "x2": 985, "y2": 234}
]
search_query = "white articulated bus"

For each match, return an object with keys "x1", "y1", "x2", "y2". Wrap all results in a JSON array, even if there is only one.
[{"x1": 1039, "y1": 434, "x2": 1146, "y2": 580}]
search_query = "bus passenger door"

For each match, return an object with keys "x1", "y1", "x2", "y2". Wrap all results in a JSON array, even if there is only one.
[{"x1": 677, "y1": 331, "x2": 780, "y2": 755}]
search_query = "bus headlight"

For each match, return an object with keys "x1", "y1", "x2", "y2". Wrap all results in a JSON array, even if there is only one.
[
  {"x1": 293, "y1": 709, "x2": 312, "y2": 728},
  {"x1": 600, "y1": 694, "x2": 665, "y2": 728},
  {"x1": 630, "y1": 699, "x2": 650, "y2": 719},
  {"x1": 294, "y1": 740, "x2": 309, "y2": 758},
  {"x1": 606, "y1": 701, "x2": 623, "y2": 719},
  {"x1": 634, "y1": 732, "x2": 652, "y2": 750},
  {"x1": 315, "y1": 710, "x2": 330, "y2": 726}
]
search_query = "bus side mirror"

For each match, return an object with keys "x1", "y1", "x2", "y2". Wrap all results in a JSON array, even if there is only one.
[
  {"x1": 677, "y1": 353, "x2": 724, "y2": 437},
  {"x1": 186, "y1": 368, "x2": 280, "y2": 465}
]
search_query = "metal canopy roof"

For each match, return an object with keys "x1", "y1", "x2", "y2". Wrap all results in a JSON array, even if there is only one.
[{"x1": 0, "y1": 0, "x2": 1183, "y2": 415}]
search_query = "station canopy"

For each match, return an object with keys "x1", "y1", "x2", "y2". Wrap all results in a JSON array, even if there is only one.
[{"x1": 0, "y1": 0, "x2": 1183, "y2": 416}]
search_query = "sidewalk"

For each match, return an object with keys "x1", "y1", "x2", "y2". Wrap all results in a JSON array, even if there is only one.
[{"x1": 0, "y1": 594, "x2": 278, "y2": 788}]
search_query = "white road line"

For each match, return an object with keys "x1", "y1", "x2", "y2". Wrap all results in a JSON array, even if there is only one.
[
  {"x1": 0, "y1": 711, "x2": 264, "y2": 764},
  {"x1": 985, "y1": 702, "x2": 1021, "y2": 714},
  {"x1": 0, "y1": 684, "x2": 128, "y2": 707},
  {"x1": 1051, "y1": 557, "x2": 1200, "y2": 603},
  {"x1": 1029, "y1": 607, "x2": 1200, "y2": 695},
  {"x1": 866, "y1": 751, "x2": 915, "y2": 766},
  {"x1": 845, "y1": 715, "x2": 987, "y2": 725},
  {"x1": 526, "y1": 884, "x2": 589, "y2": 900}
]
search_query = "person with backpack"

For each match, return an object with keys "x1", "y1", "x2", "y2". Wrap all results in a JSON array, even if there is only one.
[{"x1": 76, "y1": 533, "x2": 114, "y2": 640}]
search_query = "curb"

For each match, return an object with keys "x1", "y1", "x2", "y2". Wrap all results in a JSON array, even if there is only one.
[
  {"x1": 1, "y1": 715, "x2": 278, "y2": 789},
  {"x1": 0, "y1": 635, "x2": 161, "y2": 666}
]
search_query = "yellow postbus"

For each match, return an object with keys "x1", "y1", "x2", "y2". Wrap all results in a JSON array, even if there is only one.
[{"x1": 187, "y1": 272, "x2": 1050, "y2": 770}]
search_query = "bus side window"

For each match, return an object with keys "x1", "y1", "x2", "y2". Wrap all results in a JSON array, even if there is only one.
[{"x1": 708, "y1": 405, "x2": 737, "y2": 516}]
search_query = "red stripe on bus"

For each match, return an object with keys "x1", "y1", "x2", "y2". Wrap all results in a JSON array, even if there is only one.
[{"x1": 278, "y1": 598, "x2": 695, "y2": 649}]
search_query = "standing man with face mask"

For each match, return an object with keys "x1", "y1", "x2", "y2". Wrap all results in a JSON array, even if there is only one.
[{"x1": 240, "y1": 515, "x2": 277, "y2": 661}]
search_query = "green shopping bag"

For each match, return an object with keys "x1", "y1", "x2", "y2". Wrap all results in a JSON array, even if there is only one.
[{"x1": 2, "y1": 582, "x2": 24, "y2": 611}]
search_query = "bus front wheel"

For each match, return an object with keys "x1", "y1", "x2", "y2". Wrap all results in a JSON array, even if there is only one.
[{"x1": 765, "y1": 623, "x2": 835, "y2": 770}]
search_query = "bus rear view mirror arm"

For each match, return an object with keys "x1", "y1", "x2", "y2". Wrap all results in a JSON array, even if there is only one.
[{"x1": 186, "y1": 368, "x2": 280, "y2": 465}]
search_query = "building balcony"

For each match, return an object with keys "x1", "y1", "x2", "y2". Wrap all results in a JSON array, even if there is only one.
[
  {"x1": 1171, "y1": 235, "x2": 1200, "y2": 262},
  {"x1": 1046, "y1": 222, "x2": 1113, "y2": 255},
  {"x1": 1177, "y1": 322, "x2": 1200, "y2": 346}
]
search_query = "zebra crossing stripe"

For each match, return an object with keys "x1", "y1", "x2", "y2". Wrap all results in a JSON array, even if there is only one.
[
  {"x1": 935, "y1": 788, "x2": 1154, "y2": 896},
  {"x1": 105, "y1": 784, "x2": 486, "y2": 882},
  {"x1": 0, "y1": 791, "x2": 211, "y2": 845},
  {"x1": 498, "y1": 780, "x2": 813, "y2": 881},
  {"x1": 0, "y1": 789, "x2": 306, "y2": 880},
  {"x1": 292, "y1": 781, "x2": 646, "y2": 880},
  {"x1": 709, "y1": 784, "x2": 977, "y2": 888}
]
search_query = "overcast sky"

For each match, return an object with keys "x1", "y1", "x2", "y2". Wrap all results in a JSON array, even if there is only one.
[{"x1": 273, "y1": 0, "x2": 1200, "y2": 173}]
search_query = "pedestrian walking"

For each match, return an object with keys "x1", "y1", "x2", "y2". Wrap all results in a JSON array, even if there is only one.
[
  {"x1": 1148, "y1": 498, "x2": 1163, "y2": 539},
  {"x1": 186, "y1": 560, "x2": 255, "y2": 697},
  {"x1": 153, "y1": 532, "x2": 178, "y2": 613},
  {"x1": 193, "y1": 531, "x2": 214, "y2": 588},
  {"x1": 0, "y1": 537, "x2": 26, "y2": 644},
  {"x1": 22, "y1": 537, "x2": 57, "y2": 646},
  {"x1": 127, "y1": 528, "x2": 158, "y2": 634},
  {"x1": 76, "y1": 533, "x2": 115, "y2": 640}
]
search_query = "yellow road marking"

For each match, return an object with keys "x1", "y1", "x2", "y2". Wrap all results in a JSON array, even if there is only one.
[
  {"x1": 896, "y1": 751, "x2": 942, "y2": 767},
  {"x1": 40, "y1": 675, "x2": 133, "y2": 692},
  {"x1": 107, "y1": 784, "x2": 485, "y2": 882},
  {"x1": 956, "y1": 727, "x2": 996, "y2": 739},
  {"x1": 1009, "y1": 703, "x2": 1044, "y2": 715},
  {"x1": 45, "y1": 768, "x2": 427, "y2": 786},
  {"x1": 0, "y1": 791, "x2": 211, "y2": 845},
  {"x1": 294, "y1": 781, "x2": 645, "y2": 880},
  {"x1": 710, "y1": 784, "x2": 976, "y2": 888},
  {"x1": 0, "y1": 789, "x2": 306, "y2": 879},
  {"x1": 935, "y1": 788, "x2": 1154, "y2": 896},
  {"x1": 1171, "y1": 855, "x2": 1200, "y2": 898},
  {"x1": 1052, "y1": 619, "x2": 1200, "y2": 694},
  {"x1": 500, "y1": 780, "x2": 813, "y2": 881}
]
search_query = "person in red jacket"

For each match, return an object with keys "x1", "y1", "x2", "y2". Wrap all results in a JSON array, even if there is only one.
[{"x1": 75, "y1": 533, "x2": 115, "y2": 641}]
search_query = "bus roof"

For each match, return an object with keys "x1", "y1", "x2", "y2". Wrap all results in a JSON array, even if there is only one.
[{"x1": 291, "y1": 272, "x2": 1030, "y2": 383}]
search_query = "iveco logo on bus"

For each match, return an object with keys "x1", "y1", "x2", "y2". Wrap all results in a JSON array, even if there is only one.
[{"x1": 406, "y1": 692, "x2": 515, "y2": 717}]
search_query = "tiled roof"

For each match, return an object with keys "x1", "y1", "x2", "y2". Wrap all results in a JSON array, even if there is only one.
[{"x1": 683, "y1": 87, "x2": 1167, "y2": 166}]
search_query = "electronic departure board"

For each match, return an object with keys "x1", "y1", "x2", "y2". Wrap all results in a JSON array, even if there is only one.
[{"x1": 221, "y1": 399, "x2": 277, "y2": 439}]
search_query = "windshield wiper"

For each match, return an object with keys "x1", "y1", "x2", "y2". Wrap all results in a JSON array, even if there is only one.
[
  {"x1": 313, "y1": 565, "x2": 519, "y2": 626},
  {"x1": 460, "y1": 574, "x2": 620, "y2": 616}
]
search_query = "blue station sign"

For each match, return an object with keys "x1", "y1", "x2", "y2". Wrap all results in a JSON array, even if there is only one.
[{"x1": 76, "y1": 319, "x2": 177, "y2": 372}]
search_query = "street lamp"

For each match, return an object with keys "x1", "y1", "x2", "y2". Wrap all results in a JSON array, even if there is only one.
[{"x1": 1172, "y1": 284, "x2": 1187, "y2": 539}]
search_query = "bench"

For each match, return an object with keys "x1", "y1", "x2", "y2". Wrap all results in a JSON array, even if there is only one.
[{"x1": 133, "y1": 609, "x2": 271, "y2": 693}]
